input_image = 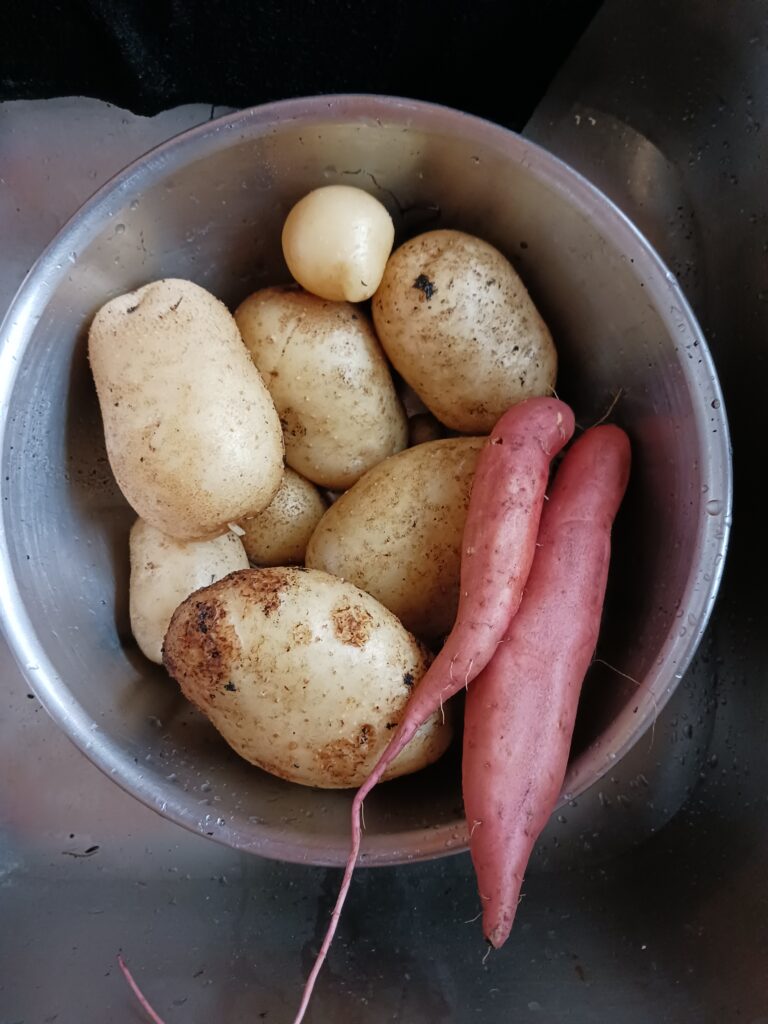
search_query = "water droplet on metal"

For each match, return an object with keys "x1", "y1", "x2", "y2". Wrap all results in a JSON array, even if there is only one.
[
  {"x1": 706, "y1": 498, "x2": 722, "y2": 515},
  {"x1": 114, "y1": 223, "x2": 125, "y2": 235}
]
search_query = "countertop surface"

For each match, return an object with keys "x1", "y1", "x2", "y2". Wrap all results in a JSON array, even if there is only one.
[{"x1": 1, "y1": 2, "x2": 766, "y2": 1021}]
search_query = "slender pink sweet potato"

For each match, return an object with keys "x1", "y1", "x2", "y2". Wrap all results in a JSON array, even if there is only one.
[
  {"x1": 462, "y1": 424, "x2": 631, "y2": 949},
  {"x1": 291, "y1": 396, "x2": 575, "y2": 1024}
]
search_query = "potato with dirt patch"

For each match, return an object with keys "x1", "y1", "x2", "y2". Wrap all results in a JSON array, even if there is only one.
[
  {"x1": 130, "y1": 517, "x2": 249, "y2": 664},
  {"x1": 163, "y1": 567, "x2": 452, "y2": 788},
  {"x1": 372, "y1": 229, "x2": 557, "y2": 432}
]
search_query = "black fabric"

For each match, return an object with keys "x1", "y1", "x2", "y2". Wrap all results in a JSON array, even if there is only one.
[{"x1": 1, "y1": 0, "x2": 602, "y2": 128}]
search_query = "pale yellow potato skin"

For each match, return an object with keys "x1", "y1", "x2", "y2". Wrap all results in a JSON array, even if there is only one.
[
  {"x1": 372, "y1": 229, "x2": 557, "y2": 432},
  {"x1": 238, "y1": 467, "x2": 327, "y2": 566},
  {"x1": 89, "y1": 278, "x2": 284, "y2": 539},
  {"x1": 163, "y1": 568, "x2": 452, "y2": 788},
  {"x1": 129, "y1": 518, "x2": 249, "y2": 664},
  {"x1": 306, "y1": 437, "x2": 485, "y2": 641},
  {"x1": 282, "y1": 185, "x2": 395, "y2": 302},
  {"x1": 235, "y1": 286, "x2": 407, "y2": 490}
]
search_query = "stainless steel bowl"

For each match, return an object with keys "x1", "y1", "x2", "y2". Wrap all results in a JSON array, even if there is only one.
[{"x1": 0, "y1": 95, "x2": 731, "y2": 867}]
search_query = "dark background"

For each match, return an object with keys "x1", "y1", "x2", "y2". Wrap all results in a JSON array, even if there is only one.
[{"x1": 2, "y1": 0, "x2": 602, "y2": 127}]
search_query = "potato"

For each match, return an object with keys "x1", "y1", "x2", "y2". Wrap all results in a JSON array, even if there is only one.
[
  {"x1": 238, "y1": 467, "x2": 326, "y2": 566},
  {"x1": 306, "y1": 437, "x2": 485, "y2": 641},
  {"x1": 372, "y1": 229, "x2": 557, "y2": 432},
  {"x1": 129, "y1": 518, "x2": 249, "y2": 664},
  {"x1": 89, "y1": 278, "x2": 284, "y2": 539},
  {"x1": 163, "y1": 568, "x2": 452, "y2": 788},
  {"x1": 282, "y1": 185, "x2": 395, "y2": 302},
  {"x1": 235, "y1": 286, "x2": 407, "y2": 490}
]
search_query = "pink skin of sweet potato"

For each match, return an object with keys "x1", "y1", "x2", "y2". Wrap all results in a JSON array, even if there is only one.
[
  {"x1": 462, "y1": 424, "x2": 631, "y2": 949},
  {"x1": 291, "y1": 396, "x2": 576, "y2": 1024}
]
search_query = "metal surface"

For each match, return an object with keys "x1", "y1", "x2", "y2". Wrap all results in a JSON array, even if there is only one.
[
  {"x1": 0, "y1": 96, "x2": 729, "y2": 874},
  {"x1": 0, "y1": 0, "x2": 766, "y2": 1018}
]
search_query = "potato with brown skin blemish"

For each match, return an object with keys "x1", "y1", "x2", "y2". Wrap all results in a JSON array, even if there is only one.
[
  {"x1": 372, "y1": 230, "x2": 557, "y2": 433},
  {"x1": 238, "y1": 467, "x2": 327, "y2": 567},
  {"x1": 88, "y1": 278, "x2": 284, "y2": 539},
  {"x1": 331, "y1": 601, "x2": 374, "y2": 647},
  {"x1": 234, "y1": 286, "x2": 407, "y2": 490},
  {"x1": 163, "y1": 567, "x2": 452, "y2": 788},
  {"x1": 129, "y1": 518, "x2": 249, "y2": 664},
  {"x1": 305, "y1": 437, "x2": 485, "y2": 642}
]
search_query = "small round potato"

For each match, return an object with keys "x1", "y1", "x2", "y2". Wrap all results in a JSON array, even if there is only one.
[
  {"x1": 238, "y1": 467, "x2": 327, "y2": 566},
  {"x1": 163, "y1": 568, "x2": 452, "y2": 788},
  {"x1": 89, "y1": 278, "x2": 284, "y2": 539},
  {"x1": 235, "y1": 286, "x2": 407, "y2": 490},
  {"x1": 306, "y1": 437, "x2": 485, "y2": 641},
  {"x1": 129, "y1": 518, "x2": 248, "y2": 664},
  {"x1": 282, "y1": 185, "x2": 395, "y2": 302},
  {"x1": 372, "y1": 229, "x2": 557, "y2": 432}
]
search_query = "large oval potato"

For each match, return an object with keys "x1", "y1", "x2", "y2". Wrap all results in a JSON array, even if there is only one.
[
  {"x1": 235, "y1": 286, "x2": 407, "y2": 490},
  {"x1": 306, "y1": 437, "x2": 485, "y2": 641},
  {"x1": 89, "y1": 278, "x2": 284, "y2": 539},
  {"x1": 163, "y1": 567, "x2": 452, "y2": 788},
  {"x1": 129, "y1": 518, "x2": 249, "y2": 664},
  {"x1": 238, "y1": 467, "x2": 327, "y2": 566},
  {"x1": 372, "y1": 229, "x2": 557, "y2": 432}
]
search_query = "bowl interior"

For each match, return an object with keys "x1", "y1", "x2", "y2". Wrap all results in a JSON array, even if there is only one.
[{"x1": 0, "y1": 97, "x2": 729, "y2": 866}]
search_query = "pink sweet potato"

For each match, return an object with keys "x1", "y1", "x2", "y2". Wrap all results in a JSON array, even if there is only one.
[
  {"x1": 292, "y1": 396, "x2": 575, "y2": 1024},
  {"x1": 462, "y1": 424, "x2": 631, "y2": 949}
]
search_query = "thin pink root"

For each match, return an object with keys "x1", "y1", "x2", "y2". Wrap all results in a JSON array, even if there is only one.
[
  {"x1": 291, "y1": 787, "x2": 366, "y2": 1024},
  {"x1": 117, "y1": 954, "x2": 167, "y2": 1024},
  {"x1": 464, "y1": 658, "x2": 474, "y2": 690},
  {"x1": 292, "y1": 722, "x2": 419, "y2": 1022},
  {"x1": 449, "y1": 654, "x2": 458, "y2": 684}
]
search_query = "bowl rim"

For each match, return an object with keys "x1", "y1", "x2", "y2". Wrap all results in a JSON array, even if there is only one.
[{"x1": 0, "y1": 93, "x2": 732, "y2": 866}]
